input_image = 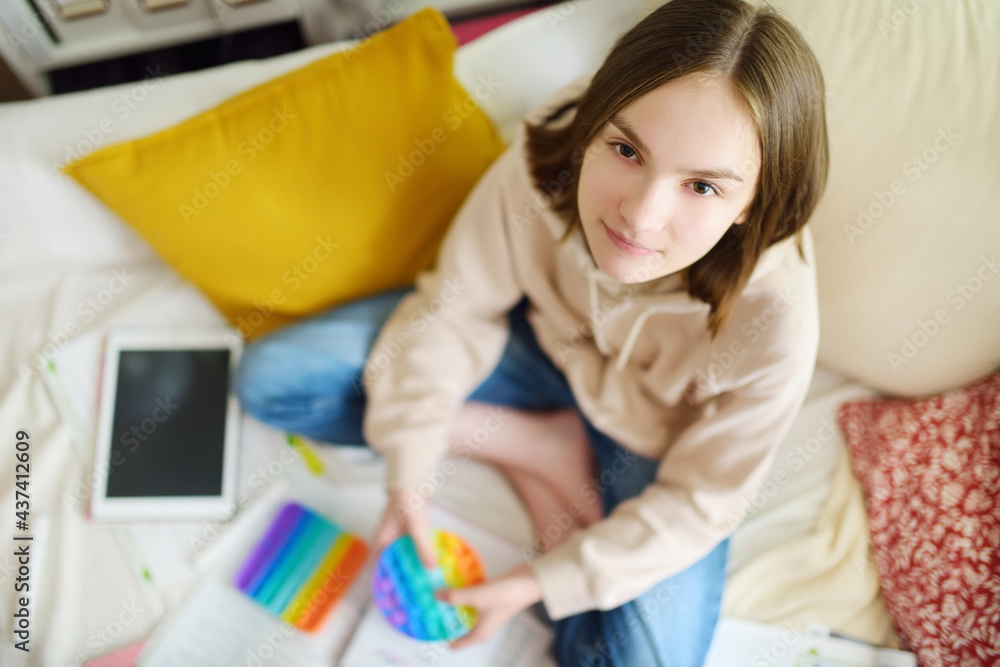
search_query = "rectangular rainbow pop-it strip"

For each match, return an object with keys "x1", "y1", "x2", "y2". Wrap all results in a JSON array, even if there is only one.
[{"x1": 234, "y1": 501, "x2": 368, "y2": 632}]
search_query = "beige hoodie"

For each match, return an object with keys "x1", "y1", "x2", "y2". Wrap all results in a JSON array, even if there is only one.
[{"x1": 362, "y1": 75, "x2": 820, "y2": 620}]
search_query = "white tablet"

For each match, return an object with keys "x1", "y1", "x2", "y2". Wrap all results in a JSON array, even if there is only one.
[{"x1": 90, "y1": 326, "x2": 243, "y2": 522}]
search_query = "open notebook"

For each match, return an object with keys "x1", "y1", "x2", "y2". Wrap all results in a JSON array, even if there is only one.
[{"x1": 135, "y1": 471, "x2": 555, "y2": 666}]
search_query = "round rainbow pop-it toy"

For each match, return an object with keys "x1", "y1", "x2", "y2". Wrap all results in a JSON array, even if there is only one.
[{"x1": 372, "y1": 528, "x2": 486, "y2": 641}]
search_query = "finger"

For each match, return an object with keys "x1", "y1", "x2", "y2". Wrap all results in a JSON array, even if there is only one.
[
  {"x1": 448, "y1": 615, "x2": 496, "y2": 650},
  {"x1": 407, "y1": 511, "x2": 439, "y2": 570},
  {"x1": 373, "y1": 507, "x2": 403, "y2": 552},
  {"x1": 434, "y1": 586, "x2": 471, "y2": 608},
  {"x1": 437, "y1": 588, "x2": 490, "y2": 650}
]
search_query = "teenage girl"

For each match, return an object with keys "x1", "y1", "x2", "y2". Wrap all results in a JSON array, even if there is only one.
[{"x1": 235, "y1": 0, "x2": 828, "y2": 663}]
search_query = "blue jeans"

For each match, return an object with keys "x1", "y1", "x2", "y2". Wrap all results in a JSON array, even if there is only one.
[{"x1": 234, "y1": 288, "x2": 728, "y2": 667}]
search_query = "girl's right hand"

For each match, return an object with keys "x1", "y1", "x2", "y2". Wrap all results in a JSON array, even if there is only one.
[{"x1": 373, "y1": 488, "x2": 439, "y2": 570}]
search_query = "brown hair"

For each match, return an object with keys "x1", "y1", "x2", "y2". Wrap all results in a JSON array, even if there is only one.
[{"x1": 525, "y1": 0, "x2": 828, "y2": 339}]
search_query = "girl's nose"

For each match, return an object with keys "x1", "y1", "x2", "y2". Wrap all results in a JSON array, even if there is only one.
[{"x1": 620, "y1": 179, "x2": 670, "y2": 233}]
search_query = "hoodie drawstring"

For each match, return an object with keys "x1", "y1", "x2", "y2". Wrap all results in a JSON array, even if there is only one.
[
  {"x1": 588, "y1": 270, "x2": 612, "y2": 356},
  {"x1": 589, "y1": 267, "x2": 661, "y2": 372},
  {"x1": 616, "y1": 309, "x2": 653, "y2": 372}
]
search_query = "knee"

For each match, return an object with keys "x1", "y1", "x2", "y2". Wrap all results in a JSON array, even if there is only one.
[
  {"x1": 556, "y1": 634, "x2": 628, "y2": 667},
  {"x1": 233, "y1": 340, "x2": 322, "y2": 415},
  {"x1": 232, "y1": 342, "x2": 275, "y2": 412},
  {"x1": 555, "y1": 588, "x2": 716, "y2": 667},
  {"x1": 233, "y1": 339, "x2": 366, "y2": 415},
  {"x1": 554, "y1": 614, "x2": 631, "y2": 667}
]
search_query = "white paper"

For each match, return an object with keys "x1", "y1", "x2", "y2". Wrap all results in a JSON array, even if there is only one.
[
  {"x1": 703, "y1": 618, "x2": 916, "y2": 667},
  {"x1": 138, "y1": 578, "x2": 328, "y2": 667},
  {"x1": 342, "y1": 603, "x2": 553, "y2": 667},
  {"x1": 789, "y1": 631, "x2": 917, "y2": 667}
]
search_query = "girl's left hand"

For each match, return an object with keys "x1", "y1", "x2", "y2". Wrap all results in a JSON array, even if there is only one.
[{"x1": 434, "y1": 563, "x2": 544, "y2": 650}]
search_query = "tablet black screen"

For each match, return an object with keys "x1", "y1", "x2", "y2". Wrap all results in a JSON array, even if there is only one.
[{"x1": 105, "y1": 349, "x2": 230, "y2": 498}]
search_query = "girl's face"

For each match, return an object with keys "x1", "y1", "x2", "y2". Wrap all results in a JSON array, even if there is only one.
[{"x1": 577, "y1": 74, "x2": 761, "y2": 284}]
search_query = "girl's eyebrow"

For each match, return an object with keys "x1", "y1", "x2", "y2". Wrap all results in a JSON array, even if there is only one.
[
  {"x1": 686, "y1": 168, "x2": 744, "y2": 184},
  {"x1": 609, "y1": 114, "x2": 745, "y2": 184},
  {"x1": 609, "y1": 114, "x2": 651, "y2": 155}
]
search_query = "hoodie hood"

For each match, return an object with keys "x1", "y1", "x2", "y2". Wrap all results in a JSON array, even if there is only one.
[{"x1": 554, "y1": 216, "x2": 795, "y2": 373}]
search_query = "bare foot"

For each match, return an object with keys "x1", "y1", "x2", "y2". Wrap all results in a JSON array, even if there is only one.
[
  {"x1": 496, "y1": 463, "x2": 581, "y2": 553},
  {"x1": 449, "y1": 404, "x2": 605, "y2": 529},
  {"x1": 524, "y1": 409, "x2": 604, "y2": 528}
]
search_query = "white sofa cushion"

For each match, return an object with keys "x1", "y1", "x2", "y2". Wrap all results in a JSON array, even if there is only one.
[{"x1": 760, "y1": 0, "x2": 1000, "y2": 396}]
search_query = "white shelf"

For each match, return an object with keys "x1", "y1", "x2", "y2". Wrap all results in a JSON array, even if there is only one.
[{"x1": 0, "y1": 0, "x2": 545, "y2": 98}]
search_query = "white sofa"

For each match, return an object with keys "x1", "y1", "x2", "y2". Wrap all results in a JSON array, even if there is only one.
[{"x1": 1, "y1": 0, "x2": 997, "y2": 663}]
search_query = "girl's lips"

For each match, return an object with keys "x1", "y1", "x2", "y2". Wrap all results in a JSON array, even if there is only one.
[{"x1": 603, "y1": 222, "x2": 658, "y2": 256}]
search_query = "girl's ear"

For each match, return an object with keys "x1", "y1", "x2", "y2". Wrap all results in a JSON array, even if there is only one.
[{"x1": 733, "y1": 196, "x2": 756, "y2": 225}]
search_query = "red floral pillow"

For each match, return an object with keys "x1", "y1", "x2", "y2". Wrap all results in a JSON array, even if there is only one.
[{"x1": 837, "y1": 369, "x2": 1000, "y2": 665}]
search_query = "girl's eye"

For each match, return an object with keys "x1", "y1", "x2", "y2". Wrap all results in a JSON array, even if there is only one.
[
  {"x1": 688, "y1": 181, "x2": 720, "y2": 197},
  {"x1": 610, "y1": 142, "x2": 638, "y2": 161}
]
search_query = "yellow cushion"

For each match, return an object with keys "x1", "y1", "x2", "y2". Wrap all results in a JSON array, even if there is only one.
[{"x1": 61, "y1": 7, "x2": 506, "y2": 340}]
